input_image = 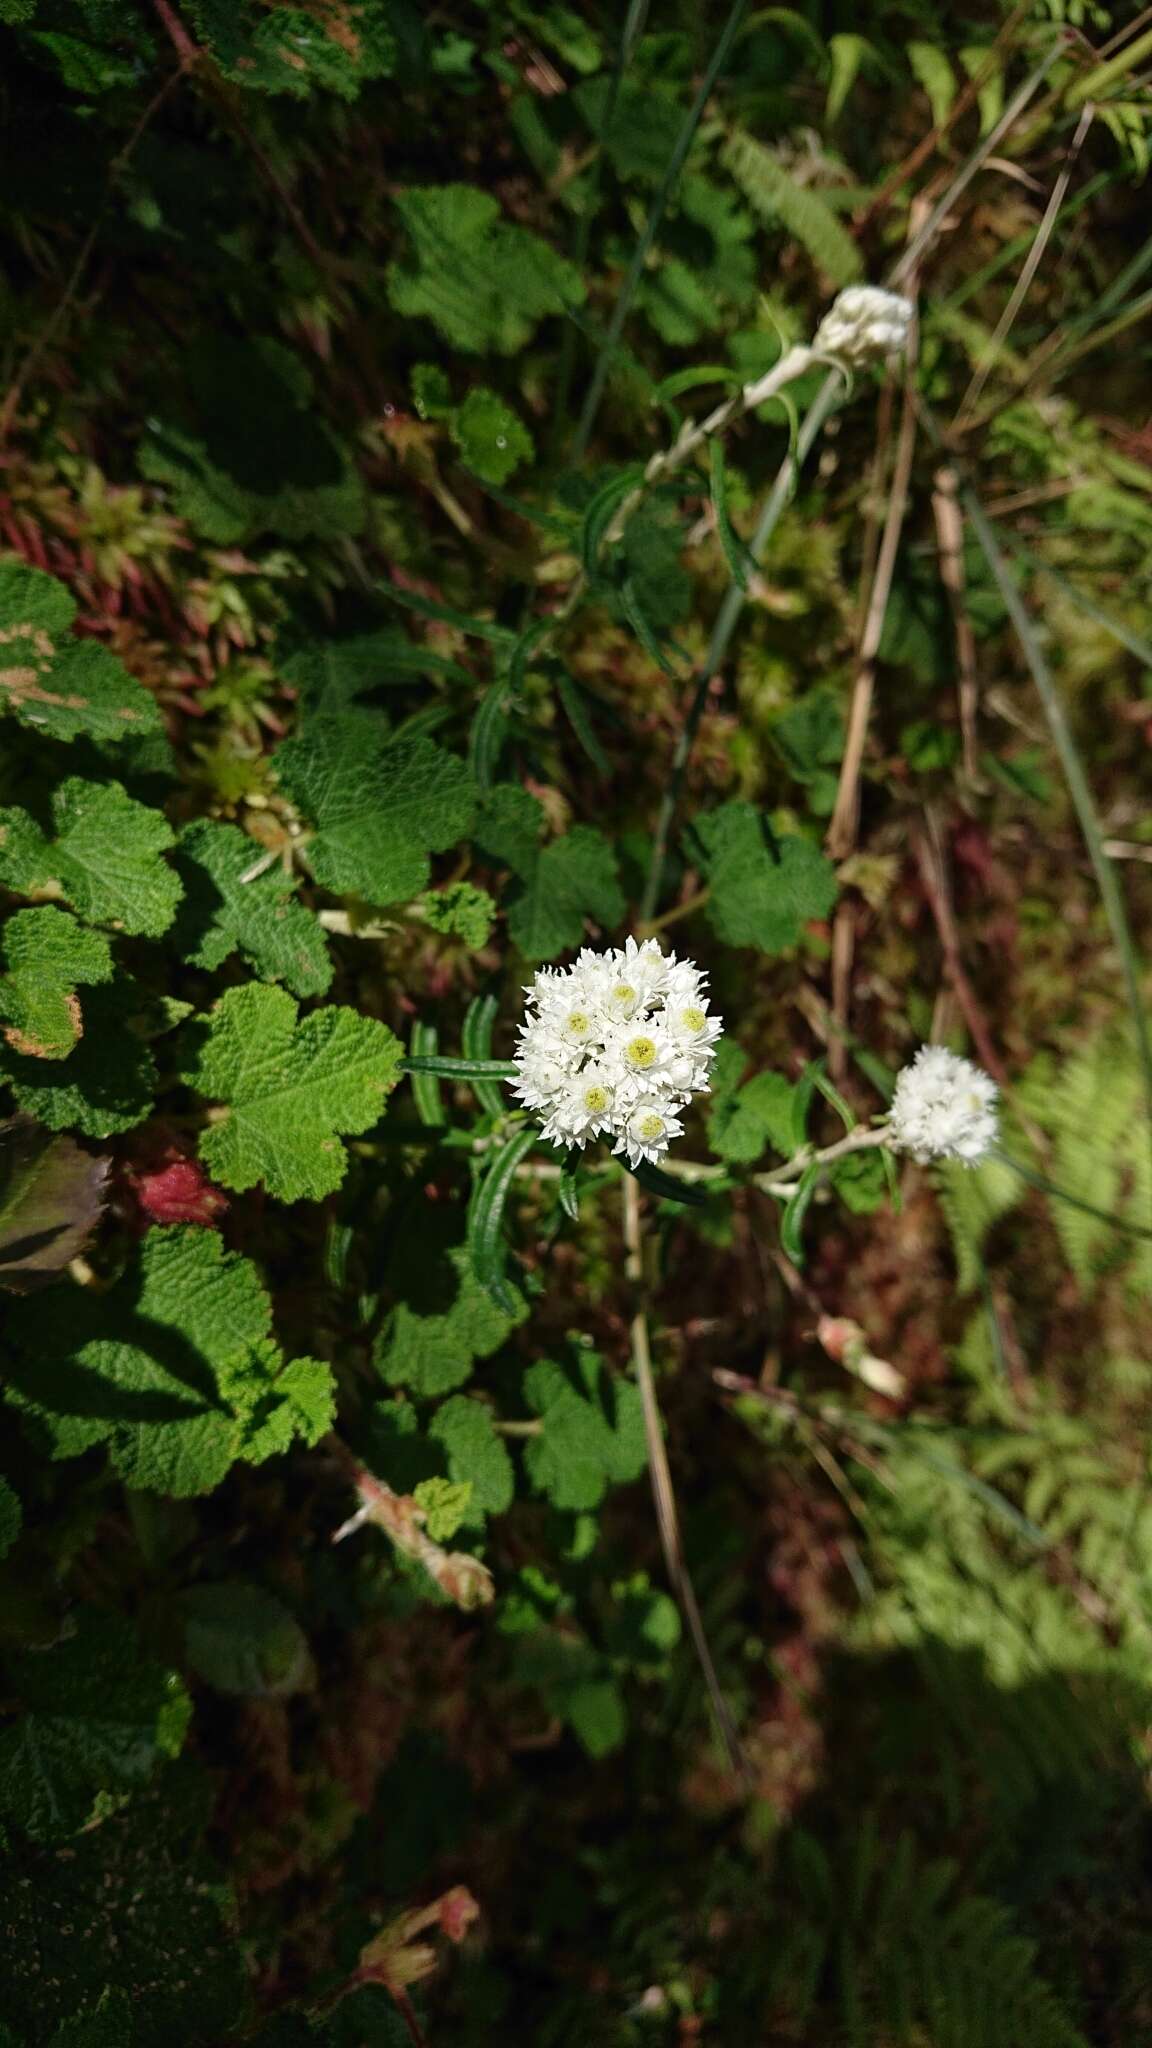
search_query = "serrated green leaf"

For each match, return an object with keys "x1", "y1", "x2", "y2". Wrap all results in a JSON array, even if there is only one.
[
  {"x1": 452, "y1": 388, "x2": 534, "y2": 484},
  {"x1": 0, "y1": 1114, "x2": 108, "y2": 1290},
  {"x1": 507, "y1": 826, "x2": 624, "y2": 961},
  {"x1": 180, "y1": 1581, "x2": 312, "y2": 1696},
  {"x1": 417, "y1": 880, "x2": 496, "y2": 950},
  {"x1": 187, "y1": 0, "x2": 395, "y2": 97},
  {"x1": 523, "y1": 1351, "x2": 646, "y2": 1510},
  {"x1": 0, "y1": 779, "x2": 181, "y2": 937},
  {"x1": 171, "y1": 820, "x2": 331, "y2": 997},
  {"x1": 693, "y1": 804, "x2": 837, "y2": 954},
  {"x1": 429, "y1": 1395, "x2": 515, "y2": 1518},
  {"x1": 182, "y1": 983, "x2": 402, "y2": 1202},
  {"x1": 139, "y1": 338, "x2": 365, "y2": 546},
  {"x1": 708, "y1": 1069, "x2": 796, "y2": 1165},
  {"x1": 0, "y1": 1763, "x2": 247, "y2": 2040},
  {"x1": 274, "y1": 719, "x2": 476, "y2": 908},
  {"x1": 388, "y1": 184, "x2": 584, "y2": 355},
  {"x1": 4, "y1": 1226, "x2": 334, "y2": 1494},
  {"x1": 0, "y1": 972, "x2": 157, "y2": 1137},
  {"x1": 0, "y1": 907, "x2": 112, "y2": 1060},
  {"x1": 0, "y1": 562, "x2": 161, "y2": 745},
  {"x1": 412, "y1": 1475, "x2": 473, "y2": 1542},
  {"x1": 374, "y1": 1201, "x2": 526, "y2": 1396},
  {"x1": 722, "y1": 130, "x2": 863, "y2": 286},
  {"x1": 0, "y1": 1608, "x2": 187, "y2": 1842},
  {"x1": 473, "y1": 782, "x2": 546, "y2": 874}
]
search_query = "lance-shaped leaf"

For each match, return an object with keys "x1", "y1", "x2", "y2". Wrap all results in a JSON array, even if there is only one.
[
  {"x1": 182, "y1": 983, "x2": 403, "y2": 1201},
  {"x1": 0, "y1": 906, "x2": 113, "y2": 1059},
  {"x1": 0, "y1": 561, "x2": 161, "y2": 745},
  {"x1": 0, "y1": 778, "x2": 181, "y2": 937},
  {"x1": 0, "y1": 1114, "x2": 109, "y2": 1291},
  {"x1": 273, "y1": 719, "x2": 476, "y2": 908},
  {"x1": 171, "y1": 819, "x2": 332, "y2": 996}
]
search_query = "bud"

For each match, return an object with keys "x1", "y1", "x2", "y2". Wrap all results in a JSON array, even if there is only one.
[{"x1": 813, "y1": 285, "x2": 914, "y2": 366}]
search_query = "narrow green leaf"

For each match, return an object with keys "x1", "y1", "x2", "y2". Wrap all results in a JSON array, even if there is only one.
[
  {"x1": 462, "y1": 993, "x2": 508, "y2": 1119},
  {"x1": 401, "y1": 1055, "x2": 518, "y2": 1081},
  {"x1": 710, "y1": 439, "x2": 753, "y2": 593},
  {"x1": 780, "y1": 1159, "x2": 821, "y2": 1263},
  {"x1": 469, "y1": 678, "x2": 510, "y2": 791},
  {"x1": 619, "y1": 576, "x2": 678, "y2": 674},
  {"x1": 555, "y1": 668, "x2": 610, "y2": 775},
  {"x1": 628, "y1": 1158, "x2": 708, "y2": 1207},
  {"x1": 407, "y1": 1022, "x2": 444, "y2": 1127},
  {"x1": 380, "y1": 580, "x2": 515, "y2": 646},
  {"x1": 813, "y1": 1071, "x2": 857, "y2": 1134},
  {"x1": 469, "y1": 1122, "x2": 539, "y2": 1310},
  {"x1": 791, "y1": 1057, "x2": 823, "y2": 1150},
  {"x1": 579, "y1": 467, "x2": 646, "y2": 576}
]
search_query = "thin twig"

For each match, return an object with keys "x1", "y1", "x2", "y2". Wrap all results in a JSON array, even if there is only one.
[
  {"x1": 931, "y1": 464, "x2": 982, "y2": 782},
  {"x1": 622, "y1": 1173, "x2": 748, "y2": 1778},
  {"x1": 912, "y1": 814, "x2": 1009, "y2": 1083}
]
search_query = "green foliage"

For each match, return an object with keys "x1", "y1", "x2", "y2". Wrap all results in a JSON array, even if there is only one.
[
  {"x1": 374, "y1": 1201, "x2": 525, "y2": 1397},
  {"x1": 181, "y1": 984, "x2": 402, "y2": 1201},
  {"x1": 186, "y1": 0, "x2": 396, "y2": 98},
  {"x1": 0, "y1": 780, "x2": 181, "y2": 937},
  {"x1": 722, "y1": 130, "x2": 864, "y2": 286},
  {"x1": 274, "y1": 720, "x2": 476, "y2": 907},
  {"x1": 172, "y1": 821, "x2": 332, "y2": 997},
  {"x1": 452, "y1": 389, "x2": 535, "y2": 485},
  {"x1": 0, "y1": 1609, "x2": 187, "y2": 1842},
  {"x1": 429, "y1": 1395, "x2": 515, "y2": 1520},
  {"x1": 179, "y1": 1581, "x2": 312, "y2": 1696},
  {"x1": 0, "y1": 973, "x2": 157, "y2": 1136},
  {"x1": 387, "y1": 186, "x2": 584, "y2": 354},
  {"x1": 0, "y1": 907, "x2": 112, "y2": 1059},
  {"x1": 502, "y1": 823, "x2": 625, "y2": 961},
  {"x1": 416, "y1": 880, "x2": 496, "y2": 949},
  {"x1": 692, "y1": 803, "x2": 838, "y2": 953},
  {"x1": 4, "y1": 1226, "x2": 334, "y2": 1494},
  {"x1": 709, "y1": 1067, "x2": 796, "y2": 1164},
  {"x1": 522, "y1": 1349, "x2": 646, "y2": 1511},
  {"x1": 0, "y1": 564, "x2": 161, "y2": 744}
]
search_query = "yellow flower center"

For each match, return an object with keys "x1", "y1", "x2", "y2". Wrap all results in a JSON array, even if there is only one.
[
  {"x1": 566, "y1": 1010, "x2": 591, "y2": 1037},
  {"x1": 681, "y1": 1006, "x2": 706, "y2": 1033},
  {"x1": 584, "y1": 1085, "x2": 609, "y2": 1113},
  {"x1": 625, "y1": 1035, "x2": 657, "y2": 1070},
  {"x1": 612, "y1": 982, "x2": 637, "y2": 1006},
  {"x1": 638, "y1": 1113, "x2": 664, "y2": 1141}
]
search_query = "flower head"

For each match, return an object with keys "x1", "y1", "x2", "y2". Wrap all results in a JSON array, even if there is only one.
[
  {"x1": 512, "y1": 939, "x2": 720, "y2": 1168},
  {"x1": 813, "y1": 285, "x2": 914, "y2": 366},
  {"x1": 888, "y1": 1044, "x2": 998, "y2": 1165}
]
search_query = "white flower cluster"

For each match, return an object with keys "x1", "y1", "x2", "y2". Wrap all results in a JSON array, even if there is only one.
[
  {"x1": 813, "y1": 285, "x2": 914, "y2": 366},
  {"x1": 888, "y1": 1044, "x2": 998, "y2": 1165},
  {"x1": 512, "y1": 938, "x2": 722, "y2": 1169}
]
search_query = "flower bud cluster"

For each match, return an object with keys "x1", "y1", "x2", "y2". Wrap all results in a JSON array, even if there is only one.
[
  {"x1": 511, "y1": 938, "x2": 722, "y2": 1169},
  {"x1": 813, "y1": 285, "x2": 914, "y2": 366},
  {"x1": 888, "y1": 1044, "x2": 998, "y2": 1165}
]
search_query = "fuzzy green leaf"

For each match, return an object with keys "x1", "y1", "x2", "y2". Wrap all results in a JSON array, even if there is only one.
[
  {"x1": 722, "y1": 130, "x2": 864, "y2": 286},
  {"x1": 452, "y1": 388, "x2": 534, "y2": 484},
  {"x1": 412, "y1": 1475, "x2": 474, "y2": 1543},
  {"x1": 375, "y1": 1202, "x2": 525, "y2": 1397},
  {"x1": 274, "y1": 720, "x2": 476, "y2": 908},
  {"x1": 3, "y1": 1225, "x2": 335, "y2": 1494},
  {"x1": 0, "y1": 907, "x2": 112, "y2": 1060},
  {"x1": 0, "y1": 972, "x2": 157, "y2": 1137},
  {"x1": 708, "y1": 1069, "x2": 797, "y2": 1165},
  {"x1": 388, "y1": 184, "x2": 584, "y2": 355},
  {"x1": 0, "y1": 1764, "x2": 248, "y2": 2040},
  {"x1": 416, "y1": 881, "x2": 496, "y2": 950},
  {"x1": 0, "y1": 562, "x2": 161, "y2": 745},
  {"x1": 694, "y1": 804, "x2": 837, "y2": 954},
  {"x1": 0, "y1": 1608, "x2": 187, "y2": 1842},
  {"x1": 171, "y1": 820, "x2": 331, "y2": 997},
  {"x1": 523, "y1": 1351, "x2": 646, "y2": 1510},
  {"x1": 474, "y1": 782, "x2": 546, "y2": 874},
  {"x1": 187, "y1": 0, "x2": 395, "y2": 97},
  {"x1": 429, "y1": 1394, "x2": 515, "y2": 1518},
  {"x1": 182, "y1": 984, "x2": 402, "y2": 1202},
  {"x1": 506, "y1": 826, "x2": 624, "y2": 961},
  {"x1": 0, "y1": 779, "x2": 181, "y2": 937}
]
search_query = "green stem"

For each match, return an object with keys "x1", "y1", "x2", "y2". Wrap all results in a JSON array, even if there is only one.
[
  {"x1": 570, "y1": 0, "x2": 751, "y2": 462},
  {"x1": 639, "y1": 369, "x2": 845, "y2": 922},
  {"x1": 996, "y1": 1150, "x2": 1152, "y2": 1243}
]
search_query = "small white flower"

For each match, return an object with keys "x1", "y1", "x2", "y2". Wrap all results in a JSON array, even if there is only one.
[
  {"x1": 512, "y1": 937, "x2": 721, "y2": 1167},
  {"x1": 888, "y1": 1044, "x2": 998, "y2": 1165},
  {"x1": 813, "y1": 285, "x2": 914, "y2": 366}
]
